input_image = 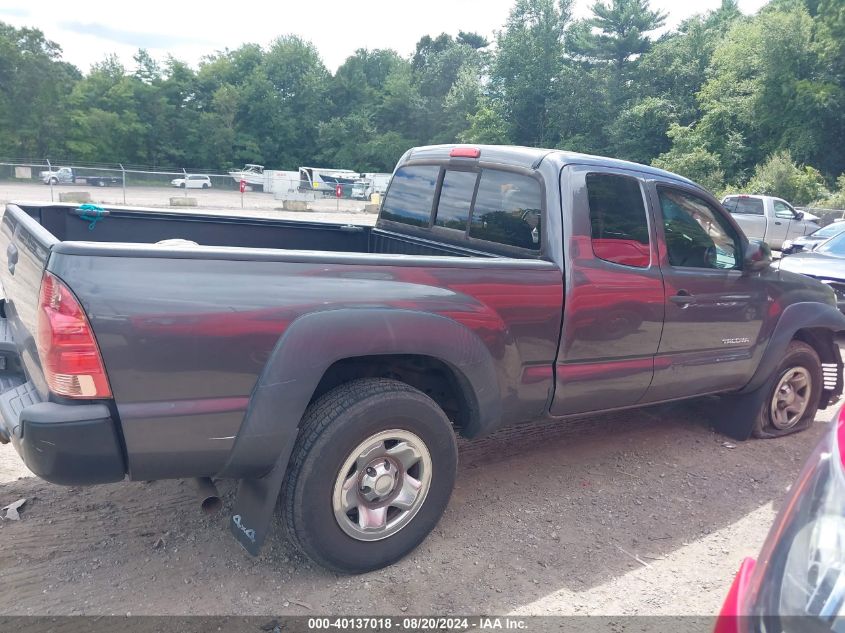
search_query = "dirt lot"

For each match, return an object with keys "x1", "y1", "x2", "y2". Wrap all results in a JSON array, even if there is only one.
[
  {"x1": 0, "y1": 399, "x2": 833, "y2": 616},
  {"x1": 0, "y1": 181, "x2": 377, "y2": 224}
]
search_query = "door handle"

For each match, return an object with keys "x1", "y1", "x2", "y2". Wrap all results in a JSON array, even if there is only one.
[
  {"x1": 669, "y1": 290, "x2": 695, "y2": 307},
  {"x1": 774, "y1": 221, "x2": 782, "y2": 225}
]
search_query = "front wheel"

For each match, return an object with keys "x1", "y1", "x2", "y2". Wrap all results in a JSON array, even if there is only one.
[
  {"x1": 752, "y1": 340, "x2": 822, "y2": 438},
  {"x1": 283, "y1": 378, "x2": 458, "y2": 573}
]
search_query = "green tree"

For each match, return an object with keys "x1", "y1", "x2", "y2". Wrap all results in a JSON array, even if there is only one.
[
  {"x1": 66, "y1": 56, "x2": 146, "y2": 163},
  {"x1": 555, "y1": 0, "x2": 666, "y2": 158},
  {"x1": 493, "y1": 0, "x2": 572, "y2": 146},
  {"x1": 329, "y1": 49, "x2": 405, "y2": 118},
  {"x1": 459, "y1": 100, "x2": 511, "y2": 145},
  {"x1": 569, "y1": 0, "x2": 666, "y2": 68},
  {"x1": 607, "y1": 97, "x2": 677, "y2": 164},
  {"x1": 652, "y1": 124, "x2": 726, "y2": 192},
  {"x1": 815, "y1": 173, "x2": 845, "y2": 209},
  {"x1": 637, "y1": 1, "x2": 741, "y2": 125},
  {"x1": 693, "y1": 4, "x2": 832, "y2": 180},
  {"x1": 551, "y1": 62, "x2": 612, "y2": 154},
  {"x1": 411, "y1": 33, "x2": 486, "y2": 142},
  {"x1": 245, "y1": 35, "x2": 331, "y2": 168},
  {"x1": 745, "y1": 150, "x2": 829, "y2": 205},
  {"x1": 0, "y1": 23, "x2": 79, "y2": 159}
]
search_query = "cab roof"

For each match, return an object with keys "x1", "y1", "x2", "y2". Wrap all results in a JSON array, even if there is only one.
[{"x1": 403, "y1": 144, "x2": 698, "y2": 188}]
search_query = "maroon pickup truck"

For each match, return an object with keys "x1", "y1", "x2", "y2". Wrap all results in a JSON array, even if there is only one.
[{"x1": 0, "y1": 144, "x2": 843, "y2": 572}]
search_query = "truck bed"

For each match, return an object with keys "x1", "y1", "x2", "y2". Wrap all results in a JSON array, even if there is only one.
[
  {"x1": 0, "y1": 201, "x2": 562, "y2": 483},
  {"x1": 11, "y1": 202, "x2": 498, "y2": 259}
]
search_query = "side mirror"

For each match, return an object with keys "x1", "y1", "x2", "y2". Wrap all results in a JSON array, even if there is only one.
[
  {"x1": 795, "y1": 211, "x2": 805, "y2": 220},
  {"x1": 744, "y1": 239, "x2": 772, "y2": 273}
]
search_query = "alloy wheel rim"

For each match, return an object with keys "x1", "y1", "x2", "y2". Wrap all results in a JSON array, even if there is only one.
[
  {"x1": 332, "y1": 429, "x2": 432, "y2": 541},
  {"x1": 770, "y1": 367, "x2": 812, "y2": 430}
]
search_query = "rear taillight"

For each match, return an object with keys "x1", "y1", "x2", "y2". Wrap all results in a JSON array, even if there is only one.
[{"x1": 36, "y1": 272, "x2": 111, "y2": 399}]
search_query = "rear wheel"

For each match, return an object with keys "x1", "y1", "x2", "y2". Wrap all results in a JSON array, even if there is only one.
[
  {"x1": 752, "y1": 341, "x2": 822, "y2": 438},
  {"x1": 283, "y1": 378, "x2": 458, "y2": 573}
]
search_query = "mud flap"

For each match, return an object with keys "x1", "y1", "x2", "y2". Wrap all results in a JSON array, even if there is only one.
[
  {"x1": 713, "y1": 371, "x2": 778, "y2": 441},
  {"x1": 229, "y1": 443, "x2": 295, "y2": 556}
]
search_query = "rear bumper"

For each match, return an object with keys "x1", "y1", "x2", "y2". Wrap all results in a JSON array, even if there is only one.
[{"x1": 0, "y1": 380, "x2": 125, "y2": 485}]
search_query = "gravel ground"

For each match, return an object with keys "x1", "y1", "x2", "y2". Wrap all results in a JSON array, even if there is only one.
[{"x1": 0, "y1": 400, "x2": 833, "y2": 616}]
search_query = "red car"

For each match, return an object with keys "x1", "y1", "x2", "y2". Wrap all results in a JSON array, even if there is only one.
[{"x1": 716, "y1": 405, "x2": 845, "y2": 632}]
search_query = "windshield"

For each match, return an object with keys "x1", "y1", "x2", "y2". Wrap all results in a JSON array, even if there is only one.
[
  {"x1": 811, "y1": 223, "x2": 845, "y2": 239},
  {"x1": 816, "y1": 231, "x2": 845, "y2": 256}
]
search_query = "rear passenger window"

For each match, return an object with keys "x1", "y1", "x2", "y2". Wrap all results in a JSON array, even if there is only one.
[
  {"x1": 586, "y1": 173, "x2": 650, "y2": 268},
  {"x1": 381, "y1": 165, "x2": 440, "y2": 227},
  {"x1": 469, "y1": 170, "x2": 541, "y2": 251},
  {"x1": 723, "y1": 196, "x2": 764, "y2": 216},
  {"x1": 435, "y1": 170, "x2": 477, "y2": 231}
]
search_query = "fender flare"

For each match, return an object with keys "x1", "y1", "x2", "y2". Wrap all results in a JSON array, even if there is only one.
[
  {"x1": 741, "y1": 301, "x2": 845, "y2": 395},
  {"x1": 222, "y1": 308, "x2": 501, "y2": 555},
  {"x1": 221, "y1": 308, "x2": 501, "y2": 480},
  {"x1": 715, "y1": 302, "x2": 845, "y2": 442}
]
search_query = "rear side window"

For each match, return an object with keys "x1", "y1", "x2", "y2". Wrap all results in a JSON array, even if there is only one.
[
  {"x1": 723, "y1": 196, "x2": 764, "y2": 216},
  {"x1": 381, "y1": 165, "x2": 440, "y2": 227},
  {"x1": 435, "y1": 170, "x2": 477, "y2": 231},
  {"x1": 470, "y1": 171, "x2": 541, "y2": 251},
  {"x1": 586, "y1": 173, "x2": 650, "y2": 267}
]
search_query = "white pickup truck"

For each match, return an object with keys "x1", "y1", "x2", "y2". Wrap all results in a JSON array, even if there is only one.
[
  {"x1": 722, "y1": 194, "x2": 819, "y2": 250},
  {"x1": 39, "y1": 167, "x2": 121, "y2": 187}
]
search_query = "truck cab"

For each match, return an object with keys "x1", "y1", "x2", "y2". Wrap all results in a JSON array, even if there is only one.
[
  {"x1": 722, "y1": 194, "x2": 819, "y2": 250},
  {"x1": 40, "y1": 167, "x2": 74, "y2": 185}
]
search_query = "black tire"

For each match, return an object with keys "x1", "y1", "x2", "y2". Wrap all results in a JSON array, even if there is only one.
[
  {"x1": 752, "y1": 340, "x2": 822, "y2": 438},
  {"x1": 202, "y1": 183, "x2": 209, "y2": 189},
  {"x1": 179, "y1": 183, "x2": 185, "y2": 188},
  {"x1": 283, "y1": 378, "x2": 458, "y2": 573}
]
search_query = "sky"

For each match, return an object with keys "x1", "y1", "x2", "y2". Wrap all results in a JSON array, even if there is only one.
[{"x1": 2, "y1": 0, "x2": 770, "y2": 73}]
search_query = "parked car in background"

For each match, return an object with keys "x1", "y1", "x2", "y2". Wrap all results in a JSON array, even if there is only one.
[
  {"x1": 722, "y1": 194, "x2": 820, "y2": 250},
  {"x1": 782, "y1": 221, "x2": 845, "y2": 255},
  {"x1": 39, "y1": 167, "x2": 121, "y2": 187},
  {"x1": 171, "y1": 174, "x2": 212, "y2": 189},
  {"x1": 715, "y1": 403, "x2": 845, "y2": 633},
  {"x1": 778, "y1": 231, "x2": 845, "y2": 313},
  {"x1": 351, "y1": 173, "x2": 392, "y2": 200},
  {"x1": 39, "y1": 166, "x2": 75, "y2": 184},
  {"x1": 2, "y1": 145, "x2": 845, "y2": 574}
]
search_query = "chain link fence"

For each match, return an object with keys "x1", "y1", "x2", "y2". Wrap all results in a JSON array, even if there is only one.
[
  {"x1": 798, "y1": 207, "x2": 845, "y2": 226},
  {"x1": 0, "y1": 159, "x2": 384, "y2": 214}
]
